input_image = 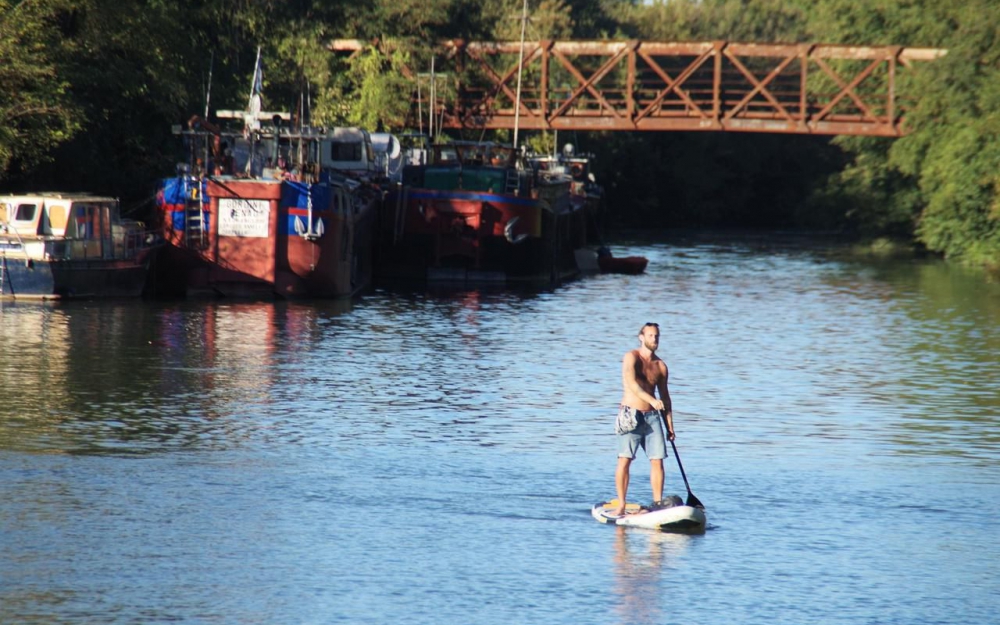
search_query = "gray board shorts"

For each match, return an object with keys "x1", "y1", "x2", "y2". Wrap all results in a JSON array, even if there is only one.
[{"x1": 616, "y1": 405, "x2": 667, "y2": 460}]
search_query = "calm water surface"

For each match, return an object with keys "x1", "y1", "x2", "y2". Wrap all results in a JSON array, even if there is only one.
[{"x1": 2, "y1": 233, "x2": 998, "y2": 624}]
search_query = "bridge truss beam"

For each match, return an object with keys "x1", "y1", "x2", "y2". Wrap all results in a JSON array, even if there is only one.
[{"x1": 331, "y1": 40, "x2": 945, "y2": 137}]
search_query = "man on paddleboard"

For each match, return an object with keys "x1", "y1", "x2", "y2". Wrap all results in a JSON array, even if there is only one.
[{"x1": 613, "y1": 322, "x2": 675, "y2": 516}]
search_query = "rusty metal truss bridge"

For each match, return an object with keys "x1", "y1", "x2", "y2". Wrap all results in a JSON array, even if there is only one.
[{"x1": 331, "y1": 39, "x2": 945, "y2": 137}]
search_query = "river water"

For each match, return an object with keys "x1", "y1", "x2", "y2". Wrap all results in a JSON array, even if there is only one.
[{"x1": 2, "y1": 233, "x2": 998, "y2": 625}]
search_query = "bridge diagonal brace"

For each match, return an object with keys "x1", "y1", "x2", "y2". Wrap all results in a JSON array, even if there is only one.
[
  {"x1": 723, "y1": 51, "x2": 798, "y2": 123},
  {"x1": 462, "y1": 47, "x2": 515, "y2": 114},
  {"x1": 467, "y1": 44, "x2": 544, "y2": 119},
  {"x1": 549, "y1": 46, "x2": 629, "y2": 120},
  {"x1": 635, "y1": 47, "x2": 714, "y2": 121},
  {"x1": 811, "y1": 56, "x2": 883, "y2": 124}
]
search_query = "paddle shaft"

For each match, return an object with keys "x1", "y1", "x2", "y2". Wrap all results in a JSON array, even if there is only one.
[{"x1": 668, "y1": 437, "x2": 704, "y2": 510}]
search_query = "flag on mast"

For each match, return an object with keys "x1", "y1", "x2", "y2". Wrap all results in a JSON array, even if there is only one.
[{"x1": 247, "y1": 47, "x2": 263, "y2": 129}]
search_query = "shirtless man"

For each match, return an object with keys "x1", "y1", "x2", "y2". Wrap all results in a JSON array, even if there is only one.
[{"x1": 613, "y1": 322, "x2": 674, "y2": 516}]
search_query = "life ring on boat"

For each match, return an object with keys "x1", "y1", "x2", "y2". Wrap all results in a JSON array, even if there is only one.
[
  {"x1": 504, "y1": 217, "x2": 528, "y2": 245},
  {"x1": 571, "y1": 163, "x2": 584, "y2": 178}
]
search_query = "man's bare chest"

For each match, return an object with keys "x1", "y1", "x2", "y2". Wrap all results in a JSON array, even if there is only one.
[{"x1": 633, "y1": 359, "x2": 664, "y2": 386}]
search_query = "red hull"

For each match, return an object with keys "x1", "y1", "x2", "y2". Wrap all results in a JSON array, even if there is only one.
[
  {"x1": 377, "y1": 188, "x2": 586, "y2": 284},
  {"x1": 598, "y1": 255, "x2": 648, "y2": 275},
  {"x1": 152, "y1": 177, "x2": 377, "y2": 298}
]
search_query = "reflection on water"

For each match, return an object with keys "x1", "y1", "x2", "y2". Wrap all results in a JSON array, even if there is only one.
[
  {"x1": 859, "y1": 260, "x2": 1000, "y2": 463},
  {"x1": 612, "y1": 527, "x2": 696, "y2": 625},
  {"x1": 1, "y1": 234, "x2": 999, "y2": 624},
  {"x1": 0, "y1": 301, "x2": 347, "y2": 454}
]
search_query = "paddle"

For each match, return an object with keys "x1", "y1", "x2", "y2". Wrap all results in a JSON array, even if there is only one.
[{"x1": 668, "y1": 438, "x2": 704, "y2": 510}]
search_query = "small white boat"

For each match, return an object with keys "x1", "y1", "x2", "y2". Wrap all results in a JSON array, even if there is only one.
[
  {"x1": 592, "y1": 498, "x2": 706, "y2": 532},
  {"x1": 1, "y1": 192, "x2": 160, "y2": 299}
]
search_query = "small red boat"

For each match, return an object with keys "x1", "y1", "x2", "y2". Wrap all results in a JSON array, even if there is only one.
[{"x1": 597, "y1": 248, "x2": 648, "y2": 274}]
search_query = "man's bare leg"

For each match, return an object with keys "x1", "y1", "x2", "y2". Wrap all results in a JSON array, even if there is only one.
[
  {"x1": 614, "y1": 457, "x2": 632, "y2": 515},
  {"x1": 650, "y1": 458, "x2": 664, "y2": 503}
]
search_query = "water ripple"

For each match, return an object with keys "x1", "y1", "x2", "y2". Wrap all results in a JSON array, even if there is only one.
[{"x1": 2, "y1": 235, "x2": 999, "y2": 624}]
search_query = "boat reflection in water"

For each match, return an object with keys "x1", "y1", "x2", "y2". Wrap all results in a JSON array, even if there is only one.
[{"x1": 0, "y1": 298, "x2": 351, "y2": 454}]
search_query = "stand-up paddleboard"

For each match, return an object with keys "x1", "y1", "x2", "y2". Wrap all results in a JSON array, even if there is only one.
[{"x1": 592, "y1": 497, "x2": 706, "y2": 531}]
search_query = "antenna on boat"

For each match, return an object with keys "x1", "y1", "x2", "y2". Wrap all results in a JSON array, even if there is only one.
[
  {"x1": 417, "y1": 72, "x2": 424, "y2": 135},
  {"x1": 430, "y1": 56, "x2": 436, "y2": 141},
  {"x1": 513, "y1": 0, "x2": 528, "y2": 150},
  {"x1": 204, "y1": 51, "x2": 214, "y2": 119},
  {"x1": 243, "y1": 46, "x2": 263, "y2": 176}
]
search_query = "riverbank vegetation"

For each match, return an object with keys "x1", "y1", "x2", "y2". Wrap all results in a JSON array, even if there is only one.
[{"x1": 1, "y1": 0, "x2": 997, "y2": 267}]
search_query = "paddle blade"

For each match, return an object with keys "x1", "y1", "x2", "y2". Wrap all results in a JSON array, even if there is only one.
[{"x1": 686, "y1": 492, "x2": 705, "y2": 510}]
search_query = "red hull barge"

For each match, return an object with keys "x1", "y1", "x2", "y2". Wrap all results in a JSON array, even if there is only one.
[
  {"x1": 152, "y1": 118, "x2": 385, "y2": 299},
  {"x1": 378, "y1": 140, "x2": 587, "y2": 285},
  {"x1": 155, "y1": 176, "x2": 378, "y2": 298}
]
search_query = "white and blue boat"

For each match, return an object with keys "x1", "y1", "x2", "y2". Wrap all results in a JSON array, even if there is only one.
[{"x1": 1, "y1": 192, "x2": 160, "y2": 299}]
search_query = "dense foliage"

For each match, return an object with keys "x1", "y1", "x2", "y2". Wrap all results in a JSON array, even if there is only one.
[{"x1": 0, "y1": 0, "x2": 996, "y2": 266}]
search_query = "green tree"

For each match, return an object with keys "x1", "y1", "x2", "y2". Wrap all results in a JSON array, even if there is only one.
[
  {"x1": 338, "y1": 41, "x2": 415, "y2": 131},
  {"x1": 891, "y1": 2, "x2": 1000, "y2": 264},
  {"x1": 0, "y1": 0, "x2": 79, "y2": 176},
  {"x1": 611, "y1": 0, "x2": 808, "y2": 42},
  {"x1": 43, "y1": 1, "x2": 194, "y2": 196},
  {"x1": 9, "y1": 0, "x2": 282, "y2": 202},
  {"x1": 808, "y1": 0, "x2": 1000, "y2": 264}
]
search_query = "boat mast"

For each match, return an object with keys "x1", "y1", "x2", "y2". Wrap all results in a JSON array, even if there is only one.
[
  {"x1": 204, "y1": 51, "x2": 214, "y2": 119},
  {"x1": 245, "y1": 46, "x2": 263, "y2": 175},
  {"x1": 513, "y1": 0, "x2": 528, "y2": 150},
  {"x1": 430, "y1": 57, "x2": 437, "y2": 141},
  {"x1": 417, "y1": 73, "x2": 423, "y2": 135}
]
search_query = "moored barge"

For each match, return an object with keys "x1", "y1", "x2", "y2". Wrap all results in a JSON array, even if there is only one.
[
  {"x1": 152, "y1": 114, "x2": 386, "y2": 299},
  {"x1": 378, "y1": 140, "x2": 586, "y2": 285}
]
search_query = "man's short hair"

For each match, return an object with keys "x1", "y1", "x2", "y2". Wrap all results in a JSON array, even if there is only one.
[{"x1": 639, "y1": 322, "x2": 659, "y2": 335}]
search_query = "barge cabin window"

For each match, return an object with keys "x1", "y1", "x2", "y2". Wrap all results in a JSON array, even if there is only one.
[{"x1": 14, "y1": 204, "x2": 38, "y2": 223}]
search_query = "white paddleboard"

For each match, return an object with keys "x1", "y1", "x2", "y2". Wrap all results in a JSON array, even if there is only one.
[{"x1": 592, "y1": 498, "x2": 706, "y2": 531}]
